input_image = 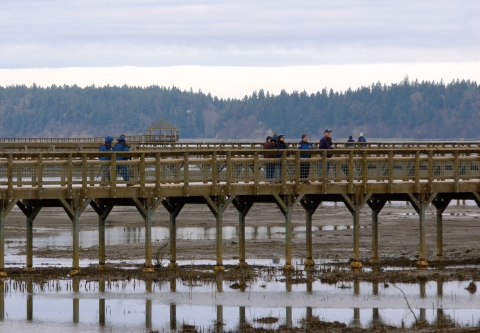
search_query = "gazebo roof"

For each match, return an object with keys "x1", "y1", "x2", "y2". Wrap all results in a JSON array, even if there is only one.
[{"x1": 146, "y1": 119, "x2": 179, "y2": 130}]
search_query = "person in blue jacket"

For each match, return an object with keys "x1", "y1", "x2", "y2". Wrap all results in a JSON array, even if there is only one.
[
  {"x1": 298, "y1": 134, "x2": 314, "y2": 180},
  {"x1": 358, "y1": 132, "x2": 367, "y2": 147},
  {"x1": 99, "y1": 136, "x2": 113, "y2": 181},
  {"x1": 113, "y1": 134, "x2": 131, "y2": 182},
  {"x1": 319, "y1": 129, "x2": 334, "y2": 177},
  {"x1": 346, "y1": 135, "x2": 355, "y2": 148}
]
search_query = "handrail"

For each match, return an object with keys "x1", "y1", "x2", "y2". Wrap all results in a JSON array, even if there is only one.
[{"x1": 0, "y1": 149, "x2": 478, "y2": 196}]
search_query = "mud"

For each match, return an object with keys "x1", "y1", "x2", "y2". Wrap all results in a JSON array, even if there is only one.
[{"x1": 4, "y1": 200, "x2": 480, "y2": 266}]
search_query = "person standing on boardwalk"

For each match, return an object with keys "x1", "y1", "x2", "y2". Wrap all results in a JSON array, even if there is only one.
[
  {"x1": 358, "y1": 132, "x2": 367, "y2": 147},
  {"x1": 113, "y1": 134, "x2": 132, "y2": 182},
  {"x1": 319, "y1": 129, "x2": 334, "y2": 177},
  {"x1": 99, "y1": 136, "x2": 113, "y2": 181},
  {"x1": 275, "y1": 134, "x2": 288, "y2": 179},
  {"x1": 263, "y1": 136, "x2": 277, "y2": 180},
  {"x1": 298, "y1": 134, "x2": 313, "y2": 181},
  {"x1": 319, "y1": 129, "x2": 333, "y2": 155},
  {"x1": 346, "y1": 135, "x2": 355, "y2": 148}
]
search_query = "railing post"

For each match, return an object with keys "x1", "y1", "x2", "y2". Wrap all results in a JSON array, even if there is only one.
[
  {"x1": 281, "y1": 151, "x2": 287, "y2": 193},
  {"x1": 38, "y1": 154, "x2": 43, "y2": 199},
  {"x1": 140, "y1": 153, "x2": 146, "y2": 197},
  {"x1": 155, "y1": 154, "x2": 161, "y2": 197},
  {"x1": 253, "y1": 152, "x2": 259, "y2": 194},
  {"x1": 183, "y1": 153, "x2": 189, "y2": 197}
]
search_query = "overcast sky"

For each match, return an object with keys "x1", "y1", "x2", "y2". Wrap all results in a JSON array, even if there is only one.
[{"x1": 0, "y1": 0, "x2": 479, "y2": 97}]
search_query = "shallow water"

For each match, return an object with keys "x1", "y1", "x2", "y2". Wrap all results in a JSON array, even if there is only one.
[{"x1": 0, "y1": 277, "x2": 478, "y2": 332}]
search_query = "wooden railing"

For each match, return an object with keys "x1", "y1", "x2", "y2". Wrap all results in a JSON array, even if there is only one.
[{"x1": 0, "y1": 149, "x2": 478, "y2": 199}]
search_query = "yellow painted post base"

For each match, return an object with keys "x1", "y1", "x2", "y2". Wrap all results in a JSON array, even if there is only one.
[
  {"x1": 434, "y1": 256, "x2": 446, "y2": 262},
  {"x1": 416, "y1": 260, "x2": 428, "y2": 268},
  {"x1": 69, "y1": 269, "x2": 81, "y2": 276},
  {"x1": 0, "y1": 271, "x2": 7, "y2": 277},
  {"x1": 213, "y1": 265, "x2": 225, "y2": 273},
  {"x1": 369, "y1": 258, "x2": 381, "y2": 265},
  {"x1": 283, "y1": 264, "x2": 295, "y2": 271},
  {"x1": 142, "y1": 267, "x2": 155, "y2": 273},
  {"x1": 168, "y1": 262, "x2": 179, "y2": 269},
  {"x1": 23, "y1": 267, "x2": 36, "y2": 273},
  {"x1": 350, "y1": 261, "x2": 363, "y2": 270},
  {"x1": 97, "y1": 265, "x2": 108, "y2": 271},
  {"x1": 237, "y1": 262, "x2": 249, "y2": 268},
  {"x1": 303, "y1": 259, "x2": 315, "y2": 267}
]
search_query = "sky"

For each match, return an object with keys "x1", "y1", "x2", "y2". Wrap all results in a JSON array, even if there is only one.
[{"x1": 0, "y1": 0, "x2": 479, "y2": 98}]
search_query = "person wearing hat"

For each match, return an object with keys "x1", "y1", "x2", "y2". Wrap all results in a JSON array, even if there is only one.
[
  {"x1": 319, "y1": 129, "x2": 334, "y2": 177},
  {"x1": 98, "y1": 136, "x2": 113, "y2": 181},
  {"x1": 358, "y1": 132, "x2": 367, "y2": 147},
  {"x1": 319, "y1": 129, "x2": 333, "y2": 153},
  {"x1": 275, "y1": 134, "x2": 288, "y2": 179},
  {"x1": 263, "y1": 136, "x2": 277, "y2": 180},
  {"x1": 346, "y1": 135, "x2": 355, "y2": 148},
  {"x1": 113, "y1": 134, "x2": 132, "y2": 183},
  {"x1": 298, "y1": 134, "x2": 314, "y2": 181}
]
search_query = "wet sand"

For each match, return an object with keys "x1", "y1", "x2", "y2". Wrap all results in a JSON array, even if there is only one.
[{"x1": 4, "y1": 200, "x2": 480, "y2": 266}]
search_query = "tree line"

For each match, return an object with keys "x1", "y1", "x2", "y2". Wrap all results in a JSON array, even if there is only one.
[{"x1": 0, "y1": 77, "x2": 478, "y2": 140}]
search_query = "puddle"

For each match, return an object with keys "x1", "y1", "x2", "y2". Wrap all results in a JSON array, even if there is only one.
[
  {"x1": 4, "y1": 224, "x2": 366, "y2": 254},
  {"x1": 0, "y1": 278, "x2": 478, "y2": 332}
]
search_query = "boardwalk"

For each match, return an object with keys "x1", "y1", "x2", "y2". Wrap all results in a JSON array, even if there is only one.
[{"x1": 1, "y1": 146, "x2": 480, "y2": 275}]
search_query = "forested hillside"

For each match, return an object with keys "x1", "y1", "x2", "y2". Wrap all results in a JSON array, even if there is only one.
[{"x1": 0, "y1": 78, "x2": 479, "y2": 140}]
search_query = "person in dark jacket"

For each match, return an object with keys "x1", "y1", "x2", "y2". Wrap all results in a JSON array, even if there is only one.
[
  {"x1": 99, "y1": 136, "x2": 113, "y2": 181},
  {"x1": 113, "y1": 135, "x2": 131, "y2": 182},
  {"x1": 263, "y1": 136, "x2": 277, "y2": 180},
  {"x1": 319, "y1": 129, "x2": 333, "y2": 155},
  {"x1": 319, "y1": 129, "x2": 334, "y2": 177},
  {"x1": 346, "y1": 135, "x2": 355, "y2": 148},
  {"x1": 358, "y1": 132, "x2": 367, "y2": 147},
  {"x1": 298, "y1": 134, "x2": 313, "y2": 180},
  {"x1": 275, "y1": 134, "x2": 288, "y2": 178}
]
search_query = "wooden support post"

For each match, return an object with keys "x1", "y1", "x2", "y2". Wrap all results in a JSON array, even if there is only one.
[
  {"x1": 145, "y1": 299, "x2": 152, "y2": 331},
  {"x1": 99, "y1": 279, "x2": 105, "y2": 326},
  {"x1": 366, "y1": 199, "x2": 386, "y2": 264},
  {"x1": 273, "y1": 194, "x2": 304, "y2": 271},
  {"x1": 16, "y1": 201, "x2": 42, "y2": 271},
  {"x1": 300, "y1": 197, "x2": 321, "y2": 267},
  {"x1": 60, "y1": 198, "x2": 92, "y2": 275},
  {"x1": 133, "y1": 198, "x2": 156, "y2": 272},
  {"x1": 407, "y1": 192, "x2": 437, "y2": 268},
  {"x1": 162, "y1": 198, "x2": 185, "y2": 268},
  {"x1": 73, "y1": 279, "x2": 80, "y2": 323},
  {"x1": 0, "y1": 199, "x2": 18, "y2": 277},
  {"x1": 286, "y1": 306, "x2": 292, "y2": 329},
  {"x1": 217, "y1": 305, "x2": 224, "y2": 333},
  {"x1": 90, "y1": 201, "x2": 114, "y2": 270},
  {"x1": 239, "y1": 306, "x2": 246, "y2": 331},
  {"x1": 0, "y1": 278, "x2": 4, "y2": 320},
  {"x1": 232, "y1": 197, "x2": 254, "y2": 268},
  {"x1": 432, "y1": 197, "x2": 450, "y2": 261},
  {"x1": 27, "y1": 280, "x2": 33, "y2": 321},
  {"x1": 342, "y1": 193, "x2": 371, "y2": 269},
  {"x1": 204, "y1": 195, "x2": 233, "y2": 272},
  {"x1": 170, "y1": 303, "x2": 177, "y2": 331}
]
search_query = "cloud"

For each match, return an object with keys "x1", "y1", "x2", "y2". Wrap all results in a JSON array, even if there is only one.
[{"x1": 0, "y1": 0, "x2": 479, "y2": 68}]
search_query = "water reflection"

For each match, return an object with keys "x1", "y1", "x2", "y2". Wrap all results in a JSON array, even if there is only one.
[
  {"x1": 0, "y1": 277, "x2": 478, "y2": 332},
  {"x1": 6, "y1": 224, "x2": 367, "y2": 252}
]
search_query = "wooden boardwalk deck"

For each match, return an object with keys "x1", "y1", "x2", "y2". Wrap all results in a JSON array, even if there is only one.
[{"x1": 1, "y1": 146, "x2": 480, "y2": 275}]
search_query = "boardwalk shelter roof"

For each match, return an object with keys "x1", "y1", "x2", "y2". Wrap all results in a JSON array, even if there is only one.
[{"x1": 146, "y1": 119, "x2": 179, "y2": 142}]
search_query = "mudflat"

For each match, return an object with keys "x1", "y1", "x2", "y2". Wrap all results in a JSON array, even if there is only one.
[{"x1": 4, "y1": 200, "x2": 480, "y2": 266}]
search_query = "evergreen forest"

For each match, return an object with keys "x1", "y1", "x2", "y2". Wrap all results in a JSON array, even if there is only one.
[{"x1": 0, "y1": 77, "x2": 479, "y2": 140}]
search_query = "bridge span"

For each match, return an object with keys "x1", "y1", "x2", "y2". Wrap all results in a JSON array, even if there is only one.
[{"x1": 0, "y1": 147, "x2": 479, "y2": 276}]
